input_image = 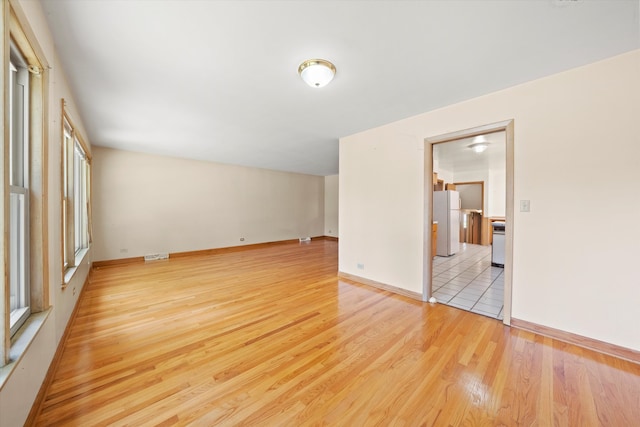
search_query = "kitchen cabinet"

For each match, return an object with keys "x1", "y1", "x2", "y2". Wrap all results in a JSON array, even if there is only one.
[
  {"x1": 433, "y1": 173, "x2": 445, "y2": 191},
  {"x1": 461, "y1": 210, "x2": 482, "y2": 244}
]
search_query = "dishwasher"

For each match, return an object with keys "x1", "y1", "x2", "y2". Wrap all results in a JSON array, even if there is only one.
[{"x1": 491, "y1": 222, "x2": 505, "y2": 267}]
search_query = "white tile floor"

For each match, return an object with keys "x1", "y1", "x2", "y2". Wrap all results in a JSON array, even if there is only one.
[{"x1": 432, "y1": 243, "x2": 504, "y2": 320}]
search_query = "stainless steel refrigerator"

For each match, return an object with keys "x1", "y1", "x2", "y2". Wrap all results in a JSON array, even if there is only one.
[{"x1": 433, "y1": 190, "x2": 460, "y2": 256}]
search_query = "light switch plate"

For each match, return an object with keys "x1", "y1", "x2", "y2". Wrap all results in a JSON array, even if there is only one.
[{"x1": 520, "y1": 200, "x2": 530, "y2": 212}]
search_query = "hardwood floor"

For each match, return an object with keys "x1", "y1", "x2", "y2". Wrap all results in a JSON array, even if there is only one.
[{"x1": 33, "y1": 240, "x2": 640, "y2": 426}]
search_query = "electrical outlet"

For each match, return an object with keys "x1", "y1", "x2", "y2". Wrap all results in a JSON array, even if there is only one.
[
  {"x1": 520, "y1": 200, "x2": 531, "y2": 212},
  {"x1": 357, "y1": 263, "x2": 364, "y2": 270}
]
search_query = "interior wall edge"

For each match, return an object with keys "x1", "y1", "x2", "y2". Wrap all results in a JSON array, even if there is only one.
[
  {"x1": 338, "y1": 272, "x2": 423, "y2": 302},
  {"x1": 511, "y1": 318, "x2": 640, "y2": 365}
]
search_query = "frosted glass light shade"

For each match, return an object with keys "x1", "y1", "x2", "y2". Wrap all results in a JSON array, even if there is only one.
[
  {"x1": 298, "y1": 59, "x2": 336, "y2": 88},
  {"x1": 469, "y1": 143, "x2": 489, "y2": 153},
  {"x1": 468, "y1": 135, "x2": 489, "y2": 153}
]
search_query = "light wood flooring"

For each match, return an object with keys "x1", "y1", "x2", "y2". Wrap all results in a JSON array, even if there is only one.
[{"x1": 33, "y1": 239, "x2": 640, "y2": 426}]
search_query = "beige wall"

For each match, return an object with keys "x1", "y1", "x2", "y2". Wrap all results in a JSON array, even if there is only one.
[
  {"x1": 487, "y1": 169, "x2": 506, "y2": 217},
  {"x1": 340, "y1": 50, "x2": 640, "y2": 351},
  {"x1": 92, "y1": 147, "x2": 325, "y2": 261},
  {"x1": 324, "y1": 175, "x2": 338, "y2": 237},
  {"x1": 340, "y1": 131, "x2": 425, "y2": 292},
  {"x1": 0, "y1": 1, "x2": 93, "y2": 425}
]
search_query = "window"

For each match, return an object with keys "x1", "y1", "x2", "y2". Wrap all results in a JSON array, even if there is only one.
[
  {"x1": 9, "y1": 44, "x2": 30, "y2": 335},
  {"x1": 62, "y1": 105, "x2": 91, "y2": 278},
  {"x1": 2, "y1": 0, "x2": 47, "y2": 368}
]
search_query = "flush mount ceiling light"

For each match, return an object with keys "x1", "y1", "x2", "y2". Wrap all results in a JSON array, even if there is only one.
[
  {"x1": 468, "y1": 135, "x2": 489, "y2": 153},
  {"x1": 298, "y1": 59, "x2": 336, "y2": 88}
]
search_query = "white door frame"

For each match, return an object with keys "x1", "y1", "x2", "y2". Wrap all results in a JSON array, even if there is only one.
[{"x1": 423, "y1": 120, "x2": 514, "y2": 325}]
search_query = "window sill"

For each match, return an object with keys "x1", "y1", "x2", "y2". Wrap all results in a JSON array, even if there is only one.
[
  {"x1": 63, "y1": 247, "x2": 90, "y2": 286},
  {"x1": 0, "y1": 309, "x2": 51, "y2": 391}
]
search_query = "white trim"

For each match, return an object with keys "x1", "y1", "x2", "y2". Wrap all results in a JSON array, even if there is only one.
[
  {"x1": 63, "y1": 248, "x2": 89, "y2": 286},
  {"x1": 0, "y1": 309, "x2": 50, "y2": 391}
]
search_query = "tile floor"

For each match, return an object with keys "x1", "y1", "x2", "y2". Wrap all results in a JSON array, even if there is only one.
[{"x1": 432, "y1": 243, "x2": 504, "y2": 320}]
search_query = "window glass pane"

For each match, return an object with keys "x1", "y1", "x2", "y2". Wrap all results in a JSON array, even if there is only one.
[
  {"x1": 63, "y1": 121, "x2": 72, "y2": 266},
  {"x1": 9, "y1": 192, "x2": 25, "y2": 312},
  {"x1": 74, "y1": 150, "x2": 81, "y2": 251},
  {"x1": 10, "y1": 61, "x2": 25, "y2": 187},
  {"x1": 9, "y1": 45, "x2": 31, "y2": 334},
  {"x1": 63, "y1": 122, "x2": 71, "y2": 197},
  {"x1": 63, "y1": 201, "x2": 68, "y2": 268},
  {"x1": 9, "y1": 189, "x2": 30, "y2": 331},
  {"x1": 73, "y1": 141, "x2": 88, "y2": 255},
  {"x1": 81, "y1": 160, "x2": 88, "y2": 248}
]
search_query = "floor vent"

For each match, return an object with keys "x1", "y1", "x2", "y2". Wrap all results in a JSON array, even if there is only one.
[{"x1": 144, "y1": 253, "x2": 169, "y2": 262}]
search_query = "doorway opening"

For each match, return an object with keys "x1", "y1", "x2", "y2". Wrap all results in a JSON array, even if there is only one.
[{"x1": 423, "y1": 120, "x2": 514, "y2": 325}]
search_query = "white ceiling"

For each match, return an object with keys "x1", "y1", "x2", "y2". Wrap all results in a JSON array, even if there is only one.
[
  {"x1": 434, "y1": 131, "x2": 506, "y2": 176},
  {"x1": 40, "y1": 0, "x2": 639, "y2": 176}
]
